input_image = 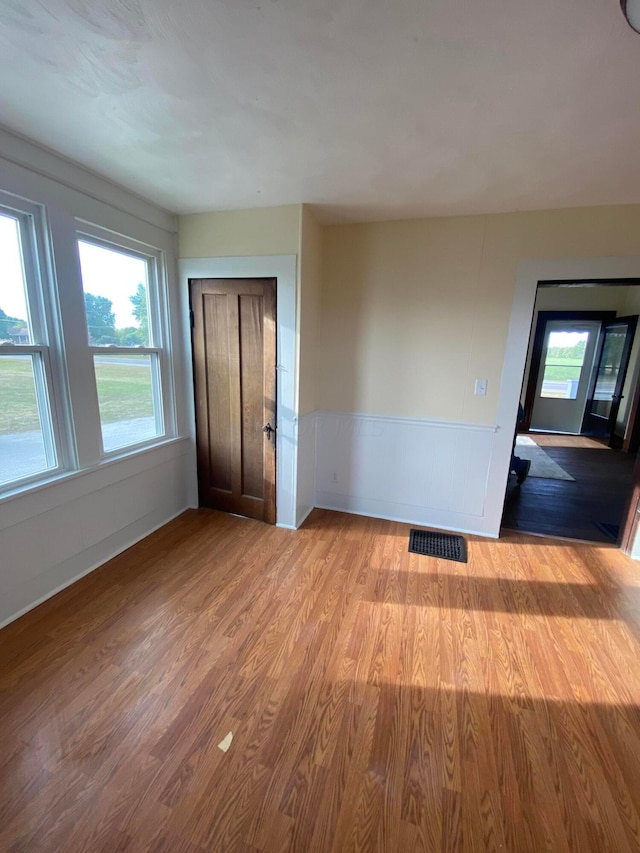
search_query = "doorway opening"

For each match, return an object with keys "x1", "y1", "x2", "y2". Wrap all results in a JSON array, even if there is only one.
[{"x1": 502, "y1": 281, "x2": 640, "y2": 546}]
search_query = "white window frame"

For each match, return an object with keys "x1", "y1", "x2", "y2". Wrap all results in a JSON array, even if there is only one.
[
  {"x1": 0, "y1": 195, "x2": 70, "y2": 493},
  {"x1": 75, "y1": 224, "x2": 176, "y2": 457}
]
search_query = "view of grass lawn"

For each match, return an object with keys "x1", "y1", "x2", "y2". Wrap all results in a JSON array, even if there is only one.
[
  {"x1": 545, "y1": 357, "x2": 584, "y2": 365},
  {"x1": 94, "y1": 357, "x2": 154, "y2": 424},
  {"x1": 543, "y1": 356, "x2": 584, "y2": 382},
  {"x1": 544, "y1": 365, "x2": 582, "y2": 381},
  {"x1": 0, "y1": 357, "x2": 41, "y2": 434},
  {"x1": 0, "y1": 356, "x2": 153, "y2": 435}
]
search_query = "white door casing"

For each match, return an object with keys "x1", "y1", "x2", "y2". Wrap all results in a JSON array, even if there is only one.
[{"x1": 488, "y1": 256, "x2": 640, "y2": 544}]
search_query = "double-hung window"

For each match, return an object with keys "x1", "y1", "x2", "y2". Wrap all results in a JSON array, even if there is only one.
[
  {"x1": 0, "y1": 190, "x2": 176, "y2": 498},
  {"x1": 0, "y1": 199, "x2": 65, "y2": 488},
  {"x1": 76, "y1": 229, "x2": 170, "y2": 454}
]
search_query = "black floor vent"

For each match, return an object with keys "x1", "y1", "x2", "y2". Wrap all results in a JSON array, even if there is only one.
[{"x1": 408, "y1": 529, "x2": 467, "y2": 563}]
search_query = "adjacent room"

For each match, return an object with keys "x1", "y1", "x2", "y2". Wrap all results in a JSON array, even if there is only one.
[
  {"x1": 2, "y1": 1, "x2": 640, "y2": 850},
  {"x1": 502, "y1": 282, "x2": 640, "y2": 543}
]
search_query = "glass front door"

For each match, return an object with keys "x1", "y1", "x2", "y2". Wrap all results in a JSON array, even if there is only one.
[
  {"x1": 530, "y1": 320, "x2": 601, "y2": 433},
  {"x1": 583, "y1": 317, "x2": 637, "y2": 441}
]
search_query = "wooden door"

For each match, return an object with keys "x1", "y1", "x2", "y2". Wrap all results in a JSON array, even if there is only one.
[{"x1": 190, "y1": 278, "x2": 276, "y2": 523}]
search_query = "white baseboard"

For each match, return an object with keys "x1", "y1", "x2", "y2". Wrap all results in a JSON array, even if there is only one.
[
  {"x1": 295, "y1": 504, "x2": 315, "y2": 529},
  {"x1": 0, "y1": 505, "x2": 190, "y2": 630},
  {"x1": 314, "y1": 497, "x2": 497, "y2": 538},
  {"x1": 295, "y1": 410, "x2": 317, "y2": 528}
]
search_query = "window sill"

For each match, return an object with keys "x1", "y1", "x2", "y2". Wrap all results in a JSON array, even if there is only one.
[{"x1": 0, "y1": 435, "x2": 193, "y2": 530}]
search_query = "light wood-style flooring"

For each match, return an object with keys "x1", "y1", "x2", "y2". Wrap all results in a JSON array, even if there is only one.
[{"x1": 2, "y1": 509, "x2": 640, "y2": 851}]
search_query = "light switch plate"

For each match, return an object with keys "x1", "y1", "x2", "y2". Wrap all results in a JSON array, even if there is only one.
[{"x1": 474, "y1": 379, "x2": 488, "y2": 396}]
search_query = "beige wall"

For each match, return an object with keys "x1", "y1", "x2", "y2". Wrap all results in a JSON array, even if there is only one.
[
  {"x1": 177, "y1": 202, "x2": 640, "y2": 425},
  {"x1": 319, "y1": 206, "x2": 640, "y2": 423},
  {"x1": 178, "y1": 204, "x2": 301, "y2": 258},
  {"x1": 177, "y1": 202, "x2": 324, "y2": 418},
  {"x1": 298, "y1": 206, "x2": 322, "y2": 416},
  {"x1": 534, "y1": 284, "x2": 631, "y2": 314}
]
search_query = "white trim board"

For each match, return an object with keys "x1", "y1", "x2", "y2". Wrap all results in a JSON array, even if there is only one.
[
  {"x1": 295, "y1": 410, "x2": 317, "y2": 528},
  {"x1": 178, "y1": 255, "x2": 298, "y2": 529},
  {"x1": 488, "y1": 255, "x2": 640, "y2": 548},
  {"x1": 315, "y1": 410, "x2": 497, "y2": 433},
  {"x1": 313, "y1": 501, "x2": 492, "y2": 539},
  {"x1": 1, "y1": 444, "x2": 192, "y2": 626},
  {"x1": 0, "y1": 505, "x2": 189, "y2": 631},
  {"x1": 0, "y1": 437, "x2": 190, "y2": 531}
]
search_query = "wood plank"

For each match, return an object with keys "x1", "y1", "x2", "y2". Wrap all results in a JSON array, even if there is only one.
[
  {"x1": 239, "y1": 292, "x2": 265, "y2": 500},
  {"x1": 204, "y1": 289, "x2": 233, "y2": 493},
  {"x1": 2, "y1": 508, "x2": 640, "y2": 851},
  {"x1": 503, "y1": 433, "x2": 636, "y2": 542}
]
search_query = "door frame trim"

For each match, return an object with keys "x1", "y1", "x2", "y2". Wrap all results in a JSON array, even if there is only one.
[
  {"x1": 486, "y1": 256, "x2": 640, "y2": 551},
  {"x1": 522, "y1": 310, "x2": 616, "y2": 432},
  {"x1": 179, "y1": 255, "x2": 298, "y2": 529}
]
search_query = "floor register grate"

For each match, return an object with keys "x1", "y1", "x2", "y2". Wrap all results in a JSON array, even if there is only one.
[{"x1": 408, "y1": 529, "x2": 468, "y2": 563}]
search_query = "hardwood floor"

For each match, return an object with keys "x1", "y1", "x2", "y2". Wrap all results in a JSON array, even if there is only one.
[
  {"x1": 502, "y1": 433, "x2": 637, "y2": 543},
  {"x1": 3, "y1": 508, "x2": 640, "y2": 851}
]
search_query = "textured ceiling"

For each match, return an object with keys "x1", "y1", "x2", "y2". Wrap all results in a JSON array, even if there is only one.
[{"x1": 0, "y1": 0, "x2": 639, "y2": 221}]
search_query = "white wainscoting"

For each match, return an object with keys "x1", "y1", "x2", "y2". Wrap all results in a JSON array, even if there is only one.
[
  {"x1": 315, "y1": 411, "x2": 498, "y2": 536},
  {"x1": 0, "y1": 439, "x2": 192, "y2": 628},
  {"x1": 295, "y1": 411, "x2": 317, "y2": 528}
]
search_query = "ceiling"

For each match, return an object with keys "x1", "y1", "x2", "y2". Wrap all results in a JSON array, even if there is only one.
[{"x1": 0, "y1": 0, "x2": 639, "y2": 222}]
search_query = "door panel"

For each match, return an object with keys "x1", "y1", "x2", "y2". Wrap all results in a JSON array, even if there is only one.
[
  {"x1": 239, "y1": 294, "x2": 265, "y2": 500},
  {"x1": 530, "y1": 321, "x2": 601, "y2": 433},
  {"x1": 203, "y1": 292, "x2": 232, "y2": 493},
  {"x1": 583, "y1": 316, "x2": 637, "y2": 443},
  {"x1": 191, "y1": 278, "x2": 276, "y2": 523}
]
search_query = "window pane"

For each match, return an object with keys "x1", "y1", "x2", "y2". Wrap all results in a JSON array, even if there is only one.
[
  {"x1": 0, "y1": 213, "x2": 31, "y2": 344},
  {"x1": 94, "y1": 353, "x2": 161, "y2": 452},
  {"x1": 540, "y1": 330, "x2": 589, "y2": 400},
  {"x1": 592, "y1": 327, "x2": 628, "y2": 417},
  {"x1": 78, "y1": 240, "x2": 151, "y2": 346},
  {"x1": 0, "y1": 355, "x2": 54, "y2": 484}
]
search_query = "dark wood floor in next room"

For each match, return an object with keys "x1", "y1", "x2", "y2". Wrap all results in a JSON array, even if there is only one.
[
  {"x1": 502, "y1": 433, "x2": 637, "y2": 543},
  {"x1": 3, "y1": 508, "x2": 640, "y2": 851}
]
